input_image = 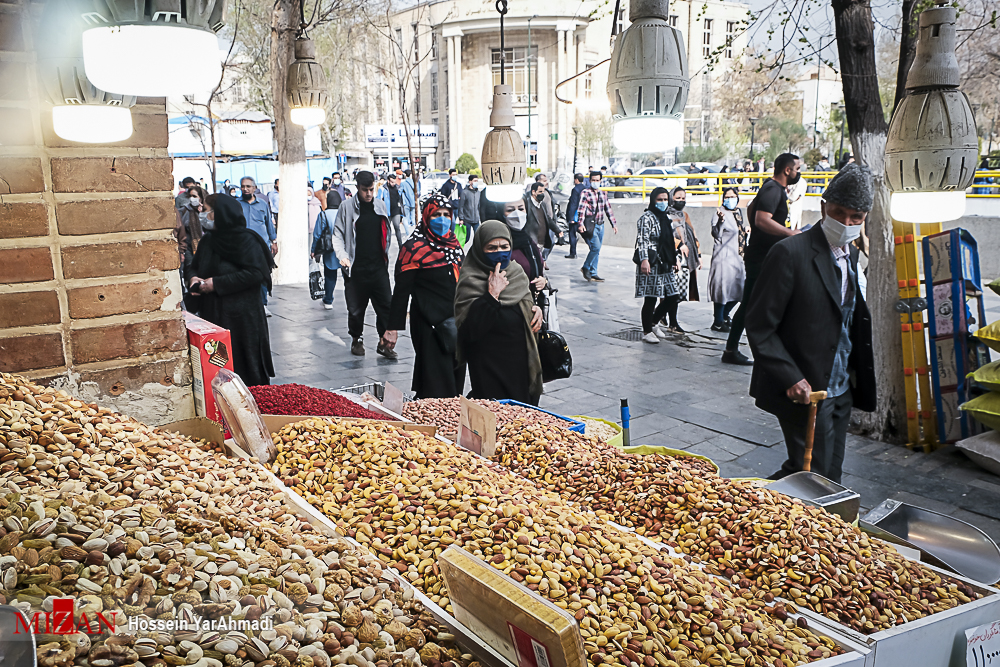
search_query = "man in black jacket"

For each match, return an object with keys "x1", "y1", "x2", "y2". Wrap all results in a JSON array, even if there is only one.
[
  {"x1": 745, "y1": 163, "x2": 877, "y2": 483},
  {"x1": 524, "y1": 182, "x2": 562, "y2": 258}
]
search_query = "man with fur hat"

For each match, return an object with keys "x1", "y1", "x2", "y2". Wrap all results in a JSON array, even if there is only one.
[{"x1": 745, "y1": 163, "x2": 877, "y2": 483}]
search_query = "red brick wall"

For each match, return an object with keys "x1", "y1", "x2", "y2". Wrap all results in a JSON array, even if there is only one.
[{"x1": 0, "y1": 0, "x2": 193, "y2": 423}]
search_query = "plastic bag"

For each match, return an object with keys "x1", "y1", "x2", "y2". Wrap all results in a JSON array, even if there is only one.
[
  {"x1": 975, "y1": 320, "x2": 1000, "y2": 353},
  {"x1": 989, "y1": 277, "x2": 1000, "y2": 297},
  {"x1": 960, "y1": 391, "x2": 1000, "y2": 431},
  {"x1": 970, "y1": 360, "x2": 1000, "y2": 391},
  {"x1": 455, "y1": 223, "x2": 469, "y2": 247},
  {"x1": 309, "y1": 258, "x2": 325, "y2": 300},
  {"x1": 211, "y1": 369, "x2": 277, "y2": 462}
]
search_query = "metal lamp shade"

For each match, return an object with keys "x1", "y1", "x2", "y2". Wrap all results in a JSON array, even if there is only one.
[
  {"x1": 481, "y1": 85, "x2": 526, "y2": 191},
  {"x1": 287, "y1": 36, "x2": 328, "y2": 127},
  {"x1": 885, "y1": 5, "x2": 978, "y2": 222},
  {"x1": 80, "y1": 0, "x2": 226, "y2": 96}
]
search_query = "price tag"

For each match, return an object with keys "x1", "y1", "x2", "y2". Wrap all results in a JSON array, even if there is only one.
[
  {"x1": 382, "y1": 382, "x2": 404, "y2": 416},
  {"x1": 966, "y1": 620, "x2": 1000, "y2": 666},
  {"x1": 457, "y1": 396, "x2": 496, "y2": 456}
]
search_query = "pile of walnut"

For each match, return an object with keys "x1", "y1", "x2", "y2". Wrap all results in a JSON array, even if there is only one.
[{"x1": 493, "y1": 421, "x2": 982, "y2": 634}]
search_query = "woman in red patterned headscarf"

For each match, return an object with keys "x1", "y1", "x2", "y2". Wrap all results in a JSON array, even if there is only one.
[{"x1": 383, "y1": 192, "x2": 466, "y2": 398}]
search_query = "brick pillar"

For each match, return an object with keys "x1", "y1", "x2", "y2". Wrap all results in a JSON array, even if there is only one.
[{"x1": 0, "y1": 0, "x2": 194, "y2": 425}]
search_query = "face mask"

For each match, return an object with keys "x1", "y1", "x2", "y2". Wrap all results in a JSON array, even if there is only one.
[
  {"x1": 534, "y1": 194, "x2": 545, "y2": 202},
  {"x1": 723, "y1": 197, "x2": 738, "y2": 210},
  {"x1": 653, "y1": 201, "x2": 668, "y2": 212},
  {"x1": 787, "y1": 171, "x2": 802, "y2": 185},
  {"x1": 590, "y1": 181, "x2": 600, "y2": 189},
  {"x1": 189, "y1": 197, "x2": 200, "y2": 207},
  {"x1": 506, "y1": 209, "x2": 527, "y2": 230},
  {"x1": 333, "y1": 179, "x2": 341, "y2": 185},
  {"x1": 428, "y1": 216, "x2": 451, "y2": 236},
  {"x1": 483, "y1": 249, "x2": 512, "y2": 270},
  {"x1": 822, "y1": 214, "x2": 863, "y2": 247},
  {"x1": 672, "y1": 200, "x2": 686, "y2": 211}
]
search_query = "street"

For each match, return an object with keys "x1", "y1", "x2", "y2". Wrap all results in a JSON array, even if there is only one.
[{"x1": 266, "y1": 242, "x2": 1000, "y2": 542}]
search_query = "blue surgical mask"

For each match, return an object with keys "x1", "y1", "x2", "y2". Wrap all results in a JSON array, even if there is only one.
[
  {"x1": 483, "y1": 250, "x2": 512, "y2": 270},
  {"x1": 723, "y1": 197, "x2": 738, "y2": 210},
  {"x1": 429, "y1": 216, "x2": 451, "y2": 236},
  {"x1": 654, "y1": 201, "x2": 668, "y2": 212}
]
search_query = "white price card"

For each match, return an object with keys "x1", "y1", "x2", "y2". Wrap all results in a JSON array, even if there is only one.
[{"x1": 966, "y1": 620, "x2": 1000, "y2": 666}]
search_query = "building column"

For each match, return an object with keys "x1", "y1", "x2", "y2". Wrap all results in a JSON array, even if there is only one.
[
  {"x1": 445, "y1": 36, "x2": 456, "y2": 167},
  {"x1": 556, "y1": 29, "x2": 567, "y2": 170},
  {"x1": 454, "y1": 36, "x2": 462, "y2": 157}
]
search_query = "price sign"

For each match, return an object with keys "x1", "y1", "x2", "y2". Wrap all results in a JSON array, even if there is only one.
[
  {"x1": 457, "y1": 396, "x2": 496, "y2": 456},
  {"x1": 966, "y1": 620, "x2": 1000, "y2": 666}
]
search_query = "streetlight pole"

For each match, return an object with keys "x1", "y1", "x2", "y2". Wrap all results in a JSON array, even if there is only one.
[
  {"x1": 748, "y1": 117, "x2": 757, "y2": 160},
  {"x1": 572, "y1": 126, "x2": 579, "y2": 173}
]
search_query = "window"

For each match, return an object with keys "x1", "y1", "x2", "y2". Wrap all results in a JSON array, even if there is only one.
[
  {"x1": 431, "y1": 72, "x2": 438, "y2": 112},
  {"x1": 414, "y1": 77, "x2": 421, "y2": 115},
  {"x1": 725, "y1": 21, "x2": 735, "y2": 58},
  {"x1": 412, "y1": 23, "x2": 419, "y2": 61},
  {"x1": 431, "y1": 32, "x2": 438, "y2": 60},
  {"x1": 395, "y1": 28, "x2": 403, "y2": 62},
  {"x1": 703, "y1": 18, "x2": 713, "y2": 57},
  {"x1": 491, "y1": 47, "x2": 538, "y2": 103},
  {"x1": 583, "y1": 64, "x2": 594, "y2": 99},
  {"x1": 669, "y1": 14, "x2": 678, "y2": 27},
  {"x1": 615, "y1": 6, "x2": 626, "y2": 34}
]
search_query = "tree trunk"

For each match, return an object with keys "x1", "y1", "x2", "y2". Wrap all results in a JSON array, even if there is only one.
[
  {"x1": 832, "y1": 0, "x2": 905, "y2": 442},
  {"x1": 271, "y1": 0, "x2": 308, "y2": 285},
  {"x1": 893, "y1": 0, "x2": 918, "y2": 113}
]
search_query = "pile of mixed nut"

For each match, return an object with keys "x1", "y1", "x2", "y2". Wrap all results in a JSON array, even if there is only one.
[
  {"x1": 0, "y1": 373, "x2": 479, "y2": 667},
  {"x1": 492, "y1": 421, "x2": 982, "y2": 634}
]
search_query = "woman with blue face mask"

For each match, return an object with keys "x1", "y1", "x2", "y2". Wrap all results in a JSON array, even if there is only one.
[
  {"x1": 708, "y1": 187, "x2": 749, "y2": 332},
  {"x1": 383, "y1": 193, "x2": 465, "y2": 398},
  {"x1": 454, "y1": 220, "x2": 545, "y2": 405},
  {"x1": 634, "y1": 187, "x2": 683, "y2": 343}
]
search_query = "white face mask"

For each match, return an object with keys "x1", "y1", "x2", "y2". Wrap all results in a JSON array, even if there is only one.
[
  {"x1": 506, "y1": 209, "x2": 527, "y2": 230},
  {"x1": 822, "y1": 214, "x2": 863, "y2": 247}
]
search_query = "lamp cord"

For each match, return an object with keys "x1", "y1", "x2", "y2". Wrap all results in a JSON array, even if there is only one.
[{"x1": 496, "y1": 0, "x2": 508, "y2": 85}]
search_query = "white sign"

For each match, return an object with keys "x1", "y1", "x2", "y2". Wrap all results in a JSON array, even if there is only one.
[
  {"x1": 966, "y1": 620, "x2": 1000, "y2": 666},
  {"x1": 364, "y1": 124, "x2": 438, "y2": 150}
]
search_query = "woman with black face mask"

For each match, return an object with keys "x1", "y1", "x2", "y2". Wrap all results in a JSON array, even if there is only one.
[{"x1": 667, "y1": 187, "x2": 701, "y2": 317}]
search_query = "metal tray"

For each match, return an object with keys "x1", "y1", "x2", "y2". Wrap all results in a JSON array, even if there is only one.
[
  {"x1": 861, "y1": 499, "x2": 1000, "y2": 585},
  {"x1": 766, "y1": 471, "x2": 861, "y2": 524}
]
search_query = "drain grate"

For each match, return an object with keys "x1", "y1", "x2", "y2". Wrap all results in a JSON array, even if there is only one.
[{"x1": 603, "y1": 328, "x2": 645, "y2": 342}]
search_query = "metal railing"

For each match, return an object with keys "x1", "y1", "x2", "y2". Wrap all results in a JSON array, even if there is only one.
[{"x1": 598, "y1": 170, "x2": 1000, "y2": 199}]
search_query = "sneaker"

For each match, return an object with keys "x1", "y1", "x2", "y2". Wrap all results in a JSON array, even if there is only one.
[
  {"x1": 710, "y1": 322, "x2": 731, "y2": 333},
  {"x1": 323, "y1": 303, "x2": 333, "y2": 310},
  {"x1": 590, "y1": 274, "x2": 606, "y2": 282},
  {"x1": 724, "y1": 316, "x2": 733, "y2": 325},
  {"x1": 564, "y1": 254, "x2": 577, "y2": 259},
  {"x1": 351, "y1": 338, "x2": 365, "y2": 356},
  {"x1": 264, "y1": 306, "x2": 273, "y2": 317},
  {"x1": 376, "y1": 341, "x2": 398, "y2": 360},
  {"x1": 642, "y1": 332, "x2": 660, "y2": 344},
  {"x1": 652, "y1": 325, "x2": 669, "y2": 339},
  {"x1": 668, "y1": 324, "x2": 686, "y2": 334},
  {"x1": 721, "y1": 349, "x2": 754, "y2": 366},
  {"x1": 581, "y1": 268, "x2": 591, "y2": 282}
]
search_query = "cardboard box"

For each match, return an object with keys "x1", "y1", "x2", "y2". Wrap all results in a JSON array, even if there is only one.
[{"x1": 183, "y1": 312, "x2": 234, "y2": 423}]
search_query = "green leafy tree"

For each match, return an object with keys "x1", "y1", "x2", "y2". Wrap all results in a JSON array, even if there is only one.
[
  {"x1": 802, "y1": 147, "x2": 824, "y2": 169},
  {"x1": 678, "y1": 142, "x2": 728, "y2": 163},
  {"x1": 455, "y1": 153, "x2": 478, "y2": 174}
]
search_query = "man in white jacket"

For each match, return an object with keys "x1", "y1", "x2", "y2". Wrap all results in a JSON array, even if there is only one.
[{"x1": 332, "y1": 170, "x2": 397, "y2": 359}]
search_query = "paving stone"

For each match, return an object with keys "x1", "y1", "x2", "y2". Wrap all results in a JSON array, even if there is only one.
[{"x1": 682, "y1": 441, "x2": 738, "y2": 463}]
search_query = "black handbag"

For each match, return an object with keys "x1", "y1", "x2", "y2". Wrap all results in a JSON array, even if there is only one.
[
  {"x1": 580, "y1": 213, "x2": 598, "y2": 241},
  {"x1": 633, "y1": 247, "x2": 659, "y2": 268},
  {"x1": 535, "y1": 291, "x2": 572, "y2": 382},
  {"x1": 316, "y1": 212, "x2": 335, "y2": 254}
]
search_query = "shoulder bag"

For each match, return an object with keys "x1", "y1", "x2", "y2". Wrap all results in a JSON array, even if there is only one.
[
  {"x1": 316, "y1": 211, "x2": 335, "y2": 254},
  {"x1": 535, "y1": 290, "x2": 572, "y2": 382}
]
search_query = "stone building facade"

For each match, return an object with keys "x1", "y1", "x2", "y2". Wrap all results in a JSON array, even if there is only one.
[
  {"x1": 384, "y1": 0, "x2": 748, "y2": 171},
  {"x1": 0, "y1": 0, "x2": 194, "y2": 424}
]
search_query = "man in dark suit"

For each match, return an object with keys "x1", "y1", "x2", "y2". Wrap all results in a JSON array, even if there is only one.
[
  {"x1": 745, "y1": 163, "x2": 877, "y2": 483},
  {"x1": 523, "y1": 182, "x2": 561, "y2": 258}
]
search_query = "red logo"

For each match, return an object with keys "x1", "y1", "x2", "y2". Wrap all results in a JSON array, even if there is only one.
[{"x1": 13, "y1": 599, "x2": 119, "y2": 635}]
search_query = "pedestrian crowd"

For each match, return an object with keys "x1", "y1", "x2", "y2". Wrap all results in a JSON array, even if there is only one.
[{"x1": 172, "y1": 155, "x2": 878, "y2": 481}]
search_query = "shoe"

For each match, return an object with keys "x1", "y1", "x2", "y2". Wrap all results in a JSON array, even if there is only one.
[
  {"x1": 565, "y1": 254, "x2": 577, "y2": 259},
  {"x1": 722, "y1": 349, "x2": 754, "y2": 366},
  {"x1": 724, "y1": 316, "x2": 733, "y2": 325},
  {"x1": 264, "y1": 306, "x2": 273, "y2": 317},
  {"x1": 668, "y1": 324, "x2": 686, "y2": 334},
  {"x1": 351, "y1": 338, "x2": 365, "y2": 356},
  {"x1": 581, "y1": 268, "x2": 591, "y2": 282},
  {"x1": 590, "y1": 274, "x2": 605, "y2": 282},
  {"x1": 710, "y1": 323, "x2": 731, "y2": 333},
  {"x1": 323, "y1": 303, "x2": 333, "y2": 310},
  {"x1": 376, "y1": 342, "x2": 398, "y2": 360},
  {"x1": 652, "y1": 325, "x2": 669, "y2": 339},
  {"x1": 642, "y1": 332, "x2": 660, "y2": 344}
]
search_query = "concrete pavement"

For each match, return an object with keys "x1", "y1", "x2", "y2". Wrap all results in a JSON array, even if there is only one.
[{"x1": 265, "y1": 241, "x2": 1000, "y2": 542}]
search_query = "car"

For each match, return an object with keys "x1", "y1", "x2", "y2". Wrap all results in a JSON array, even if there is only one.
[
  {"x1": 624, "y1": 166, "x2": 687, "y2": 194},
  {"x1": 673, "y1": 162, "x2": 724, "y2": 173}
]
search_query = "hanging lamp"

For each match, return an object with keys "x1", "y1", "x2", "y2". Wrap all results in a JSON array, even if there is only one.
[
  {"x1": 606, "y1": 0, "x2": 689, "y2": 152},
  {"x1": 39, "y1": 0, "x2": 135, "y2": 143},
  {"x1": 481, "y1": 0, "x2": 527, "y2": 203},
  {"x1": 80, "y1": 0, "x2": 226, "y2": 97},
  {"x1": 885, "y1": 4, "x2": 978, "y2": 223},
  {"x1": 287, "y1": 27, "x2": 328, "y2": 127}
]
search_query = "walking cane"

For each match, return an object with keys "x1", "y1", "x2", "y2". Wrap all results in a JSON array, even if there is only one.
[{"x1": 802, "y1": 391, "x2": 828, "y2": 473}]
